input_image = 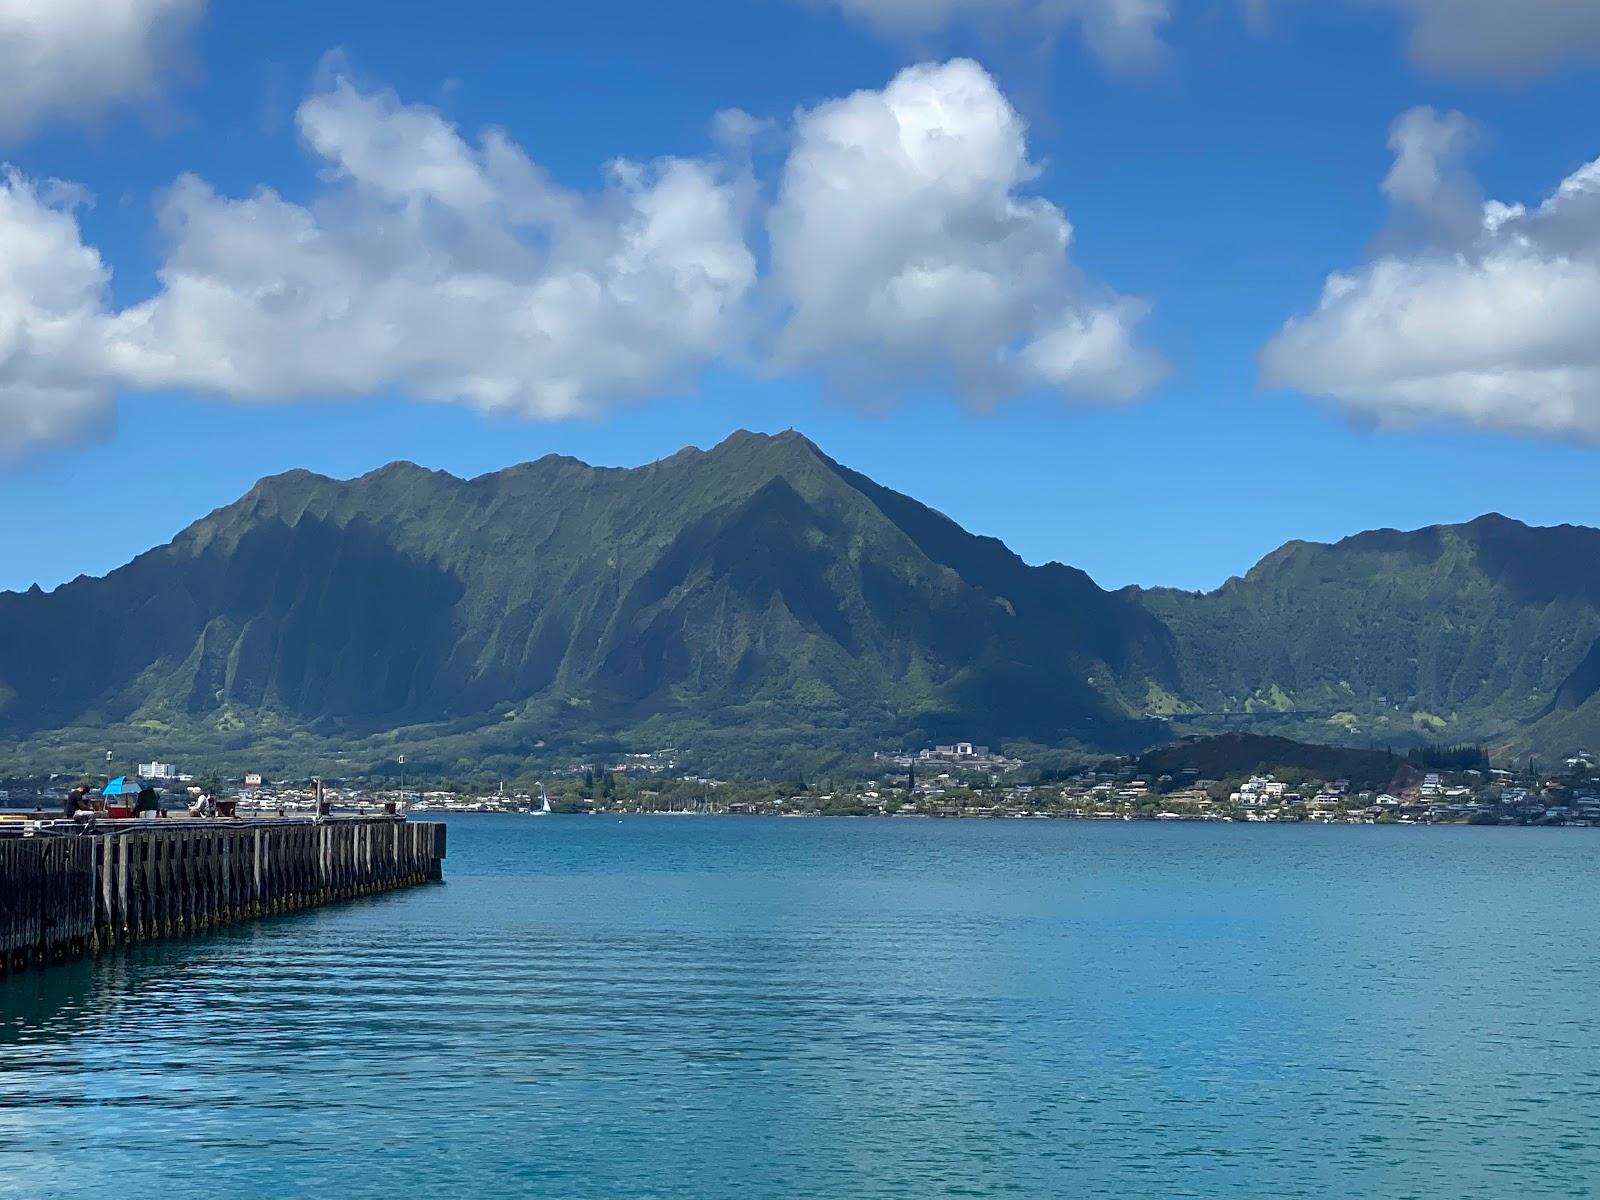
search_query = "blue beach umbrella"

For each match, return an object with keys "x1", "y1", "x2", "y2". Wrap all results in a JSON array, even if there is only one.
[{"x1": 101, "y1": 776, "x2": 140, "y2": 798}]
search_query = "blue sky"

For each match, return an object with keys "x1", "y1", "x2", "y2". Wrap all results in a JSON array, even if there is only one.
[{"x1": 2, "y1": 0, "x2": 1599, "y2": 595}]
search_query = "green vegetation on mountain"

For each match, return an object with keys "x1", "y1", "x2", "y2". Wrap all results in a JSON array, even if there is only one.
[
  {"x1": 0, "y1": 431, "x2": 1175, "y2": 778},
  {"x1": 1133, "y1": 514, "x2": 1600, "y2": 754},
  {"x1": 3, "y1": 433, "x2": 1598, "y2": 780}
]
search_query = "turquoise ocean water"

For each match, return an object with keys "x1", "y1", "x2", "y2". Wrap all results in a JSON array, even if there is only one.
[{"x1": 2, "y1": 816, "x2": 1598, "y2": 1198}]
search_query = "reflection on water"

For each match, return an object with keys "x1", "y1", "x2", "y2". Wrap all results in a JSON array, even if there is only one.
[{"x1": 3, "y1": 817, "x2": 1599, "y2": 1198}]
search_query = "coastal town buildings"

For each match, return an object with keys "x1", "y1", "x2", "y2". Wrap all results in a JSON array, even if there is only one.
[{"x1": 4, "y1": 746, "x2": 1597, "y2": 826}]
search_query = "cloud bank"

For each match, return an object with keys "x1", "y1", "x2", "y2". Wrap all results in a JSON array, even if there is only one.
[
  {"x1": 0, "y1": 0, "x2": 206, "y2": 141},
  {"x1": 821, "y1": 0, "x2": 1600, "y2": 79},
  {"x1": 1262, "y1": 106, "x2": 1600, "y2": 441},
  {"x1": 111, "y1": 78, "x2": 759, "y2": 420},
  {"x1": 1376, "y1": 0, "x2": 1600, "y2": 80},
  {"x1": 0, "y1": 60, "x2": 1163, "y2": 458},
  {"x1": 823, "y1": 0, "x2": 1172, "y2": 70}
]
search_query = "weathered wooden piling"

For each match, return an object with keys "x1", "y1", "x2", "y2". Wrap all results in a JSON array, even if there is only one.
[{"x1": 0, "y1": 817, "x2": 446, "y2": 974}]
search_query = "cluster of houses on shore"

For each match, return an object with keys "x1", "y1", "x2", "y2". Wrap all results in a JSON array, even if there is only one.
[
  {"x1": 874, "y1": 742, "x2": 1025, "y2": 782},
  {"x1": 6, "y1": 744, "x2": 1598, "y2": 825},
  {"x1": 837, "y1": 745, "x2": 1600, "y2": 824}
]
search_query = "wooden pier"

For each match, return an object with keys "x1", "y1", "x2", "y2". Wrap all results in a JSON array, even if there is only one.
[{"x1": 0, "y1": 817, "x2": 446, "y2": 974}]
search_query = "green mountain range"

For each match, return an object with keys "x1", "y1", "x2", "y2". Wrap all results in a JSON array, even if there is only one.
[
  {"x1": 1133, "y1": 514, "x2": 1600, "y2": 753},
  {"x1": 3, "y1": 431, "x2": 1598, "y2": 779}
]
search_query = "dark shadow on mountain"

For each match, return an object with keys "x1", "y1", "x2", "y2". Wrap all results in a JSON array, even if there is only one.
[
  {"x1": 0, "y1": 516, "x2": 464, "y2": 734},
  {"x1": 1547, "y1": 636, "x2": 1600, "y2": 714},
  {"x1": 1468, "y1": 515, "x2": 1600, "y2": 607}
]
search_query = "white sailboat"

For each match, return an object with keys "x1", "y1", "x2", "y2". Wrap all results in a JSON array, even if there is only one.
[{"x1": 530, "y1": 782, "x2": 552, "y2": 815}]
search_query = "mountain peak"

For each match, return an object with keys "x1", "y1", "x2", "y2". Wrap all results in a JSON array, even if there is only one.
[
  {"x1": 1468, "y1": 511, "x2": 1521, "y2": 528},
  {"x1": 360, "y1": 460, "x2": 457, "y2": 483},
  {"x1": 711, "y1": 427, "x2": 825, "y2": 459},
  {"x1": 251, "y1": 466, "x2": 329, "y2": 493}
]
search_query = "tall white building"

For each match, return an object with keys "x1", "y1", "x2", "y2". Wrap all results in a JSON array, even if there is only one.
[{"x1": 140, "y1": 761, "x2": 178, "y2": 781}]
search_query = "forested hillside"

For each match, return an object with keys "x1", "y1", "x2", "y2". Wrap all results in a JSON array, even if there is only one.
[{"x1": 3, "y1": 434, "x2": 1598, "y2": 778}]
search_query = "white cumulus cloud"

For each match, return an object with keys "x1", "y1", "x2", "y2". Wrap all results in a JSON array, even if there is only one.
[
  {"x1": 0, "y1": 61, "x2": 1165, "y2": 458},
  {"x1": 1262, "y1": 106, "x2": 1600, "y2": 441},
  {"x1": 767, "y1": 58, "x2": 1166, "y2": 406},
  {"x1": 105, "y1": 75, "x2": 759, "y2": 419},
  {"x1": 0, "y1": 73, "x2": 758, "y2": 455},
  {"x1": 823, "y1": 0, "x2": 1172, "y2": 69},
  {"x1": 0, "y1": 0, "x2": 206, "y2": 141},
  {"x1": 0, "y1": 172, "x2": 121, "y2": 457}
]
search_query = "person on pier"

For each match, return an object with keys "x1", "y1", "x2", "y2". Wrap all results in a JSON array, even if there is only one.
[{"x1": 63, "y1": 785, "x2": 88, "y2": 818}]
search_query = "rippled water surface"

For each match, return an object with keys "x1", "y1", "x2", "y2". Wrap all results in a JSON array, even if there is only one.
[{"x1": 3, "y1": 817, "x2": 1598, "y2": 1198}]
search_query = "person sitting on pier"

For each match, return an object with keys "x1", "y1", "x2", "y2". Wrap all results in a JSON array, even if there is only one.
[
  {"x1": 63, "y1": 785, "x2": 88, "y2": 818},
  {"x1": 64, "y1": 785, "x2": 102, "y2": 823}
]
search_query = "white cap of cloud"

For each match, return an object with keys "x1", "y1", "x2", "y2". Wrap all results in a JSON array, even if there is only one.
[
  {"x1": 0, "y1": 173, "x2": 122, "y2": 456},
  {"x1": 0, "y1": 0, "x2": 205, "y2": 141},
  {"x1": 1262, "y1": 105, "x2": 1600, "y2": 440},
  {"x1": 768, "y1": 59, "x2": 1166, "y2": 405}
]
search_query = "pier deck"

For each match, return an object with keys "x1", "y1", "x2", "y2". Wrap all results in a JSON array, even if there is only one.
[{"x1": 0, "y1": 816, "x2": 446, "y2": 974}]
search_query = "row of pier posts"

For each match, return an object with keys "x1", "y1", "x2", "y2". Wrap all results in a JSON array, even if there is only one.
[{"x1": 1, "y1": 818, "x2": 445, "y2": 974}]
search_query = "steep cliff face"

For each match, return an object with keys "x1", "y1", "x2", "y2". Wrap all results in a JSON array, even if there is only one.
[
  {"x1": 0, "y1": 431, "x2": 1175, "y2": 752},
  {"x1": 1133, "y1": 514, "x2": 1600, "y2": 741},
  {"x1": 6, "y1": 434, "x2": 1600, "y2": 770}
]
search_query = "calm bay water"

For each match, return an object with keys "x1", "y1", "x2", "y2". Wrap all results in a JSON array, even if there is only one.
[{"x1": 2, "y1": 816, "x2": 1598, "y2": 1198}]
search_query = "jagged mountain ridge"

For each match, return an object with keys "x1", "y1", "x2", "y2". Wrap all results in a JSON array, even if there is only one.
[
  {"x1": 1133, "y1": 514, "x2": 1600, "y2": 750},
  {"x1": 0, "y1": 431, "x2": 1179, "y2": 761},
  {"x1": 2, "y1": 431, "x2": 1598, "y2": 772}
]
